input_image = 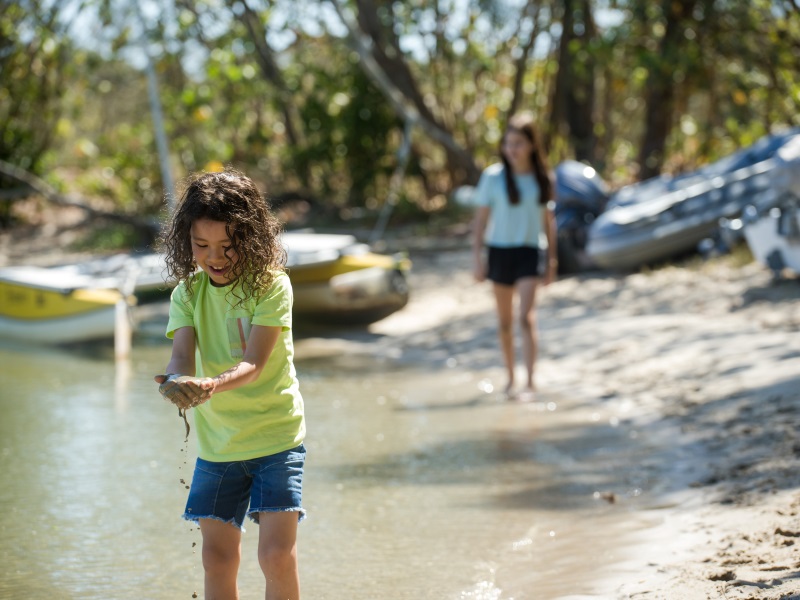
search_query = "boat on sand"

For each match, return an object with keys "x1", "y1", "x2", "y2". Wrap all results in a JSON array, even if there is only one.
[
  {"x1": 740, "y1": 200, "x2": 800, "y2": 277},
  {"x1": 0, "y1": 232, "x2": 410, "y2": 344},
  {"x1": 284, "y1": 232, "x2": 410, "y2": 325},
  {"x1": 560, "y1": 128, "x2": 800, "y2": 271},
  {"x1": 0, "y1": 267, "x2": 124, "y2": 344}
]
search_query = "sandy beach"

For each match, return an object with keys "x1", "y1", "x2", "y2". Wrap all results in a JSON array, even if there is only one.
[
  {"x1": 3, "y1": 211, "x2": 800, "y2": 598},
  {"x1": 358, "y1": 240, "x2": 800, "y2": 599}
]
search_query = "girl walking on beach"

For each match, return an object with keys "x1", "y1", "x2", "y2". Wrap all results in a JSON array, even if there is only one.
[
  {"x1": 155, "y1": 170, "x2": 306, "y2": 600},
  {"x1": 472, "y1": 112, "x2": 558, "y2": 400}
]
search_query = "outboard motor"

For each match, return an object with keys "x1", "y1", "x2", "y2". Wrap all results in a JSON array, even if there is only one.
[{"x1": 554, "y1": 160, "x2": 610, "y2": 273}]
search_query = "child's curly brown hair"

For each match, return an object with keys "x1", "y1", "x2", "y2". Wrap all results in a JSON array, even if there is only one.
[{"x1": 159, "y1": 170, "x2": 286, "y2": 306}]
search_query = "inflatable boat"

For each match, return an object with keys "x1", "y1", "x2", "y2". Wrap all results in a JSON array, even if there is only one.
[{"x1": 580, "y1": 128, "x2": 800, "y2": 270}]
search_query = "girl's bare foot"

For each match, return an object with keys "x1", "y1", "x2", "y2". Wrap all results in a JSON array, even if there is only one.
[
  {"x1": 517, "y1": 386, "x2": 536, "y2": 402},
  {"x1": 504, "y1": 382, "x2": 518, "y2": 401}
]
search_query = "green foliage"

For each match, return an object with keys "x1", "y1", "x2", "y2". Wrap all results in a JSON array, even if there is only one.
[
  {"x1": 41, "y1": 51, "x2": 167, "y2": 212},
  {"x1": 70, "y1": 222, "x2": 142, "y2": 251},
  {"x1": 2, "y1": 0, "x2": 799, "y2": 237},
  {"x1": 0, "y1": 4, "x2": 69, "y2": 173},
  {"x1": 601, "y1": 0, "x2": 799, "y2": 177},
  {"x1": 0, "y1": 3, "x2": 74, "y2": 225},
  {"x1": 286, "y1": 42, "x2": 400, "y2": 208}
]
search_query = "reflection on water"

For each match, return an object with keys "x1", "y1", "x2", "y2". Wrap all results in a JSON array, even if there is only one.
[{"x1": 0, "y1": 340, "x2": 641, "y2": 599}]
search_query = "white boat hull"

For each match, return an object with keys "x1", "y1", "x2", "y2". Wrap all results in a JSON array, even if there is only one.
[
  {"x1": 0, "y1": 233, "x2": 411, "y2": 344},
  {"x1": 0, "y1": 306, "x2": 118, "y2": 344},
  {"x1": 744, "y1": 207, "x2": 800, "y2": 274},
  {"x1": 0, "y1": 265, "x2": 127, "y2": 345},
  {"x1": 293, "y1": 266, "x2": 409, "y2": 325}
]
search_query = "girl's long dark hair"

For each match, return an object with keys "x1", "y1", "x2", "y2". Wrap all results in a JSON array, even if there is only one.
[
  {"x1": 159, "y1": 169, "x2": 287, "y2": 306},
  {"x1": 500, "y1": 112, "x2": 553, "y2": 205}
]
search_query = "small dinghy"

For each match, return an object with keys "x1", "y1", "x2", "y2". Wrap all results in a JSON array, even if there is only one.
[{"x1": 580, "y1": 128, "x2": 800, "y2": 270}]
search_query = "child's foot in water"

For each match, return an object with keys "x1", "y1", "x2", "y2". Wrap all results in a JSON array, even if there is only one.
[{"x1": 517, "y1": 386, "x2": 536, "y2": 402}]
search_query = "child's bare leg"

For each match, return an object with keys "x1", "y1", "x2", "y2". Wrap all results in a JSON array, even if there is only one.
[
  {"x1": 258, "y1": 511, "x2": 300, "y2": 600},
  {"x1": 199, "y1": 518, "x2": 242, "y2": 599},
  {"x1": 492, "y1": 283, "x2": 516, "y2": 396},
  {"x1": 517, "y1": 277, "x2": 539, "y2": 394}
]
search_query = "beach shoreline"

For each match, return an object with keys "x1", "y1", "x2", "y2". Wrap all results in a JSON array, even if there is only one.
[
  {"x1": 3, "y1": 213, "x2": 800, "y2": 598},
  {"x1": 365, "y1": 243, "x2": 800, "y2": 599}
]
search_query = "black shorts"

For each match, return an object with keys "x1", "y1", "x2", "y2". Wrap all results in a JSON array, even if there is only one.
[{"x1": 486, "y1": 246, "x2": 544, "y2": 286}]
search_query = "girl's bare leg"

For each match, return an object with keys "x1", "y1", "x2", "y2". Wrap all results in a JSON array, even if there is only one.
[
  {"x1": 258, "y1": 511, "x2": 300, "y2": 600},
  {"x1": 492, "y1": 282, "x2": 516, "y2": 396},
  {"x1": 199, "y1": 518, "x2": 242, "y2": 599},
  {"x1": 516, "y1": 277, "x2": 539, "y2": 395}
]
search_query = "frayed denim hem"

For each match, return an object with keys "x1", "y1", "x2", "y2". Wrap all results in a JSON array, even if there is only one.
[
  {"x1": 182, "y1": 512, "x2": 245, "y2": 531},
  {"x1": 247, "y1": 507, "x2": 307, "y2": 524}
]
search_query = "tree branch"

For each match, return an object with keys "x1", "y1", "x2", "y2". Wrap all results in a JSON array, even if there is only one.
[
  {"x1": 238, "y1": 0, "x2": 305, "y2": 150},
  {"x1": 0, "y1": 160, "x2": 157, "y2": 234},
  {"x1": 508, "y1": 0, "x2": 541, "y2": 118},
  {"x1": 328, "y1": 0, "x2": 479, "y2": 183}
]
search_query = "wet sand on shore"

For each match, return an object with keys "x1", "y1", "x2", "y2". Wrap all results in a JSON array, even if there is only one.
[{"x1": 319, "y1": 242, "x2": 800, "y2": 599}]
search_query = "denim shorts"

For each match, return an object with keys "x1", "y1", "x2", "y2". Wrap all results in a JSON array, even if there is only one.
[
  {"x1": 183, "y1": 444, "x2": 306, "y2": 530},
  {"x1": 487, "y1": 246, "x2": 544, "y2": 286}
]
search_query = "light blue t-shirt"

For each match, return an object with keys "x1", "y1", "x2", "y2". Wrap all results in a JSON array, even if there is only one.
[{"x1": 474, "y1": 163, "x2": 548, "y2": 249}]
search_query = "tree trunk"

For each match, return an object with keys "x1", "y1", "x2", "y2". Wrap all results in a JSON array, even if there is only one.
[
  {"x1": 508, "y1": 1, "x2": 541, "y2": 118},
  {"x1": 638, "y1": 0, "x2": 698, "y2": 180},
  {"x1": 549, "y1": 0, "x2": 571, "y2": 145},
  {"x1": 237, "y1": 1, "x2": 310, "y2": 182},
  {"x1": 549, "y1": 0, "x2": 598, "y2": 163},
  {"x1": 566, "y1": 0, "x2": 597, "y2": 164},
  {"x1": 0, "y1": 160, "x2": 158, "y2": 241},
  {"x1": 338, "y1": 0, "x2": 480, "y2": 185}
]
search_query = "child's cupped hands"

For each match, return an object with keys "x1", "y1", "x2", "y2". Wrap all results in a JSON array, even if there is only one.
[{"x1": 154, "y1": 374, "x2": 215, "y2": 409}]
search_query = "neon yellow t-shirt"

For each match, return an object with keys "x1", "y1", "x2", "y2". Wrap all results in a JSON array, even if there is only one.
[{"x1": 166, "y1": 271, "x2": 305, "y2": 462}]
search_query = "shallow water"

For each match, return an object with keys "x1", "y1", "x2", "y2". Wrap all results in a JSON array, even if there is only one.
[{"x1": 0, "y1": 337, "x2": 655, "y2": 599}]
